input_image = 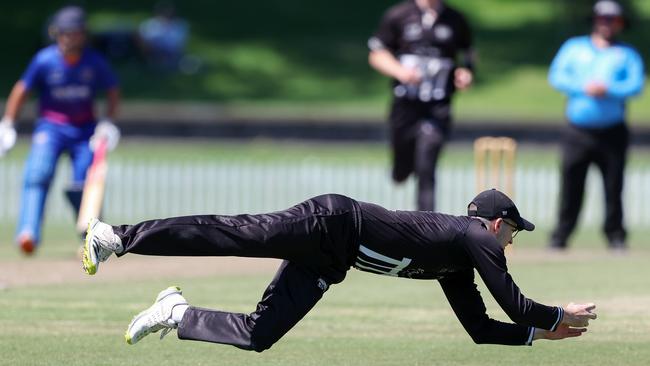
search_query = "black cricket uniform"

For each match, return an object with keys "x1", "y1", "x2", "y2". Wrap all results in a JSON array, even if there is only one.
[
  {"x1": 369, "y1": 1, "x2": 474, "y2": 210},
  {"x1": 114, "y1": 194, "x2": 561, "y2": 352}
]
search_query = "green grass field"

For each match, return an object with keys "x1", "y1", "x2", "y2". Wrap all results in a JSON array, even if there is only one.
[
  {"x1": 1, "y1": 235, "x2": 649, "y2": 366},
  {"x1": 2, "y1": 139, "x2": 650, "y2": 365}
]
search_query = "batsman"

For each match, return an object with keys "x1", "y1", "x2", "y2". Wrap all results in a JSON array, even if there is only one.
[
  {"x1": 0, "y1": 6, "x2": 121, "y2": 254},
  {"x1": 83, "y1": 189, "x2": 597, "y2": 350}
]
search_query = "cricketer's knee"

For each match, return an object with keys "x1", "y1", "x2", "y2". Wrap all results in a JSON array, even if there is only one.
[
  {"x1": 23, "y1": 163, "x2": 56, "y2": 190},
  {"x1": 392, "y1": 168, "x2": 411, "y2": 183},
  {"x1": 248, "y1": 328, "x2": 281, "y2": 353},
  {"x1": 414, "y1": 123, "x2": 444, "y2": 173}
]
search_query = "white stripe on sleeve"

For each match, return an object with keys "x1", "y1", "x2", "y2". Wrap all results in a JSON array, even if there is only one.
[
  {"x1": 550, "y1": 306, "x2": 564, "y2": 331},
  {"x1": 525, "y1": 327, "x2": 535, "y2": 346}
]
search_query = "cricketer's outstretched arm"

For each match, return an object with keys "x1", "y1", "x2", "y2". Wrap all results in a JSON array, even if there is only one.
[{"x1": 439, "y1": 270, "x2": 535, "y2": 345}]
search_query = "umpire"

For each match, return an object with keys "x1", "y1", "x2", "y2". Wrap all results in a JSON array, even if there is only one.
[
  {"x1": 83, "y1": 190, "x2": 597, "y2": 350},
  {"x1": 368, "y1": 0, "x2": 474, "y2": 211},
  {"x1": 548, "y1": 0, "x2": 645, "y2": 251}
]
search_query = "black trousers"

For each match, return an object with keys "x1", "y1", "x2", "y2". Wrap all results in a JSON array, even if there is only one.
[
  {"x1": 551, "y1": 123, "x2": 629, "y2": 247},
  {"x1": 113, "y1": 194, "x2": 362, "y2": 352},
  {"x1": 389, "y1": 98, "x2": 451, "y2": 211}
]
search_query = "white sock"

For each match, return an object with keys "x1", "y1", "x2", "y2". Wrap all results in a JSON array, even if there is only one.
[{"x1": 171, "y1": 304, "x2": 189, "y2": 323}]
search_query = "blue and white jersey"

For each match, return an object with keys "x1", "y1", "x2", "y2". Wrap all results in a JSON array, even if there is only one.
[
  {"x1": 20, "y1": 44, "x2": 118, "y2": 126},
  {"x1": 548, "y1": 35, "x2": 645, "y2": 127}
]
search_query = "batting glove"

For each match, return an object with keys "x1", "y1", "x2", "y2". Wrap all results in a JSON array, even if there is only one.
[
  {"x1": 0, "y1": 117, "x2": 17, "y2": 157},
  {"x1": 90, "y1": 119, "x2": 121, "y2": 151}
]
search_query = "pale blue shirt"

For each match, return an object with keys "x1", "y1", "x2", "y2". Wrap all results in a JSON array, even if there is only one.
[{"x1": 548, "y1": 35, "x2": 645, "y2": 127}]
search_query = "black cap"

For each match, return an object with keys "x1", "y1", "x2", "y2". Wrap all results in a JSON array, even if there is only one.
[
  {"x1": 467, "y1": 189, "x2": 535, "y2": 231},
  {"x1": 52, "y1": 6, "x2": 86, "y2": 33},
  {"x1": 593, "y1": 0, "x2": 623, "y2": 17}
]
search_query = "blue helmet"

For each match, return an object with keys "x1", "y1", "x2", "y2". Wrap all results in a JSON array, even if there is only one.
[{"x1": 51, "y1": 6, "x2": 86, "y2": 33}]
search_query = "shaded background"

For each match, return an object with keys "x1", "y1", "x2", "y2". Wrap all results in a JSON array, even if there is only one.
[{"x1": 1, "y1": 0, "x2": 649, "y2": 123}]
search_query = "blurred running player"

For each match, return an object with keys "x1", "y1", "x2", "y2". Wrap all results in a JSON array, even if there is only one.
[
  {"x1": 0, "y1": 6, "x2": 121, "y2": 254},
  {"x1": 368, "y1": 0, "x2": 474, "y2": 211}
]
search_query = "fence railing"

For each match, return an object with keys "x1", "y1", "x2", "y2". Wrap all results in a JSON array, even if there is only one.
[{"x1": 2, "y1": 159, "x2": 650, "y2": 227}]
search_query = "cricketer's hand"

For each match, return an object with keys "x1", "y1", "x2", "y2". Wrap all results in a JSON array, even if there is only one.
[
  {"x1": 562, "y1": 302, "x2": 597, "y2": 327},
  {"x1": 90, "y1": 119, "x2": 120, "y2": 151},
  {"x1": 534, "y1": 324, "x2": 587, "y2": 341},
  {"x1": 0, "y1": 117, "x2": 17, "y2": 157}
]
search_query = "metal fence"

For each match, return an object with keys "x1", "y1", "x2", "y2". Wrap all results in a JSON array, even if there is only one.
[{"x1": 2, "y1": 159, "x2": 650, "y2": 227}]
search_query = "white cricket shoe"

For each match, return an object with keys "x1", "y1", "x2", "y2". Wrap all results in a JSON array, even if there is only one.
[
  {"x1": 125, "y1": 286, "x2": 188, "y2": 345},
  {"x1": 82, "y1": 218, "x2": 123, "y2": 275}
]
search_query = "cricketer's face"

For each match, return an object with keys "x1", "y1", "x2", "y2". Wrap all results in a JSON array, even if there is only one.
[
  {"x1": 494, "y1": 218, "x2": 518, "y2": 249},
  {"x1": 593, "y1": 15, "x2": 624, "y2": 40},
  {"x1": 57, "y1": 30, "x2": 86, "y2": 54}
]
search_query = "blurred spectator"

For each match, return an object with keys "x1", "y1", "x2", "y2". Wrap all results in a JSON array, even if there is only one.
[
  {"x1": 0, "y1": 6, "x2": 121, "y2": 255},
  {"x1": 368, "y1": 0, "x2": 474, "y2": 211},
  {"x1": 547, "y1": 0, "x2": 645, "y2": 252},
  {"x1": 138, "y1": 1, "x2": 189, "y2": 72},
  {"x1": 93, "y1": 21, "x2": 140, "y2": 63}
]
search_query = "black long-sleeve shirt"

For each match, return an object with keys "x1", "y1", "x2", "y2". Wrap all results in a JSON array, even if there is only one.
[
  {"x1": 369, "y1": 0, "x2": 473, "y2": 67},
  {"x1": 355, "y1": 201, "x2": 563, "y2": 345}
]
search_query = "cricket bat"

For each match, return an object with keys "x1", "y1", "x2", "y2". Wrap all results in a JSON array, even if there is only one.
[{"x1": 76, "y1": 137, "x2": 109, "y2": 233}]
